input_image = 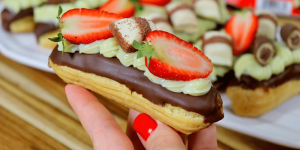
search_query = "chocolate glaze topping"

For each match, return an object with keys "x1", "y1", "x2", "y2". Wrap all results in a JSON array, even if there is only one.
[
  {"x1": 49, "y1": 47, "x2": 224, "y2": 123},
  {"x1": 1, "y1": 8, "x2": 33, "y2": 31},
  {"x1": 230, "y1": 63, "x2": 300, "y2": 89},
  {"x1": 34, "y1": 23, "x2": 59, "y2": 40}
]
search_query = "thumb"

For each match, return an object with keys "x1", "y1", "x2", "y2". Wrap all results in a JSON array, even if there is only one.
[{"x1": 133, "y1": 113, "x2": 186, "y2": 150}]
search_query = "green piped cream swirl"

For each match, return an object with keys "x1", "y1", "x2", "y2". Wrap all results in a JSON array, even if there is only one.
[
  {"x1": 234, "y1": 42, "x2": 299, "y2": 81},
  {"x1": 99, "y1": 38, "x2": 119, "y2": 58},
  {"x1": 116, "y1": 47, "x2": 146, "y2": 71},
  {"x1": 144, "y1": 69, "x2": 212, "y2": 96}
]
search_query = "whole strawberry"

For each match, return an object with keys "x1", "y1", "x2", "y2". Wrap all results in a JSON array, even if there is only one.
[{"x1": 225, "y1": 11, "x2": 259, "y2": 55}]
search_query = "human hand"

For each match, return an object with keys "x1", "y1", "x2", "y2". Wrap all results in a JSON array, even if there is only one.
[{"x1": 65, "y1": 84, "x2": 218, "y2": 150}]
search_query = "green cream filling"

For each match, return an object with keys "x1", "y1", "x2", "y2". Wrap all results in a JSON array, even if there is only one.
[{"x1": 234, "y1": 42, "x2": 299, "y2": 81}]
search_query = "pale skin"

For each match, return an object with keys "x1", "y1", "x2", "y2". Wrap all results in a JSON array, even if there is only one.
[{"x1": 65, "y1": 84, "x2": 218, "y2": 150}]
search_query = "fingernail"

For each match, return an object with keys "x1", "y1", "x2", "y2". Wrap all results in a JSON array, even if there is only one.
[{"x1": 133, "y1": 113, "x2": 157, "y2": 141}]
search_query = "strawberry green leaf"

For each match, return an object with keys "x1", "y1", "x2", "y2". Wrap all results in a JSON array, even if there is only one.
[
  {"x1": 133, "y1": 40, "x2": 163, "y2": 67},
  {"x1": 48, "y1": 37, "x2": 61, "y2": 42},
  {"x1": 48, "y1": 6, "x2": 65, "y2": 56},
  {"x1": 57, "y1": 6, "x2": 63, "y2": 18}
]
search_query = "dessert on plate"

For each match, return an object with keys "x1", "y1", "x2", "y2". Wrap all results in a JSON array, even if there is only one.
[
  {"x1": 225, "y1": 11, "x2": 300, "y2": 117},
  {"x1": 1, "y1": 0, "x2": 44, "y2": 32},
  {"x1": 48, "y1": 8, "x2": 224, "y2": 134}
]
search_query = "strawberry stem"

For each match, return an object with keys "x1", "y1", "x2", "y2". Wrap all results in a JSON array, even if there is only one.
[{"x1": 48, "y1": 6, "x2": 66, "y2": 56}]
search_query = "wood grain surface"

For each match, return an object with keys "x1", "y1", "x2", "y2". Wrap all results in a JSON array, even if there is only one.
[{"x1": 0, "y1": 51, "x2": 297, "y2": 150}]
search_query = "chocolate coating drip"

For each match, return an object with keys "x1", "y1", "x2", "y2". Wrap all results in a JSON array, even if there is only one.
[
  {"x1": 34, "y1": 23, "x2": 59, "y2": 40},
  {"x1": 1, "y1": 8, "x2": 33, "y2": 31},
  {"x1": 49, "y1": 47, "x2": 224, "y2": 123},
  {"x1": 230, "y1": 63, "x2": 300, "y2": 89}
]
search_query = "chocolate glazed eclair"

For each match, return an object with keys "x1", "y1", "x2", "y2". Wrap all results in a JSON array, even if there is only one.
[{"x1": 226, "y1": 36, "x2": 300, "y2": 117}]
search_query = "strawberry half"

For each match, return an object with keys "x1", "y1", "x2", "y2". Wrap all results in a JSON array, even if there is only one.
[
  {"x1": 134, "y1": 31, "x2": 213, "y2": 81},
  {"x1": 98, "y1": 0, "x2": 135, "y2": 18},
  {"x1": 225, "y1": 11, "x2": 258, "y2": 55},
  {"x1": 139, "y1": 0, "x2": 171, "y2": 6},
  {"x1": 60, "y1": 9, "x2": 123, "y2": 45}
]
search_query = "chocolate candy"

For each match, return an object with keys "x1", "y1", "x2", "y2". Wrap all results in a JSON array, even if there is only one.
[
  {"x1": 109, "y1": 17, "x2": 156, "y2": 53},
  {"x1": 166, "y1": 2, "x2": 198, "y2": 34},
  {"x1": 142, "y1": 13, "x2": 174, "y2": 34},
  {"x1": 280, "y1": 24, "x2": 300, "y2": 50},
  {"x1": 202, "y1": 31, "x2": 233, "y2": 67},
  {"x1": 193, "y1": 0, "x2": 228, "y2": 24},
  {"x1": 255, "y1": 10, "x2": 278, "y2": 39},
  {"x1": 252, "y1": 36, "x2": 276, "y2": 66}
]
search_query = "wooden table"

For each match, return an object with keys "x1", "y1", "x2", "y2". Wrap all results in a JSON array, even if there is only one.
[{"x1": 0, "y1": 53, "x2": 297, "y2": 150}]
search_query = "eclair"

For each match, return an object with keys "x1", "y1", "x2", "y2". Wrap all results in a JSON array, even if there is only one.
[
  {"x1": 1, "y1": 0, "x2": 44, "y2": 32},
  {"x1": 255, "y1": 10, "x2": 277, "y2": 39},
  {"x1": 34, "y1": 0, "x2": 105, "y2": 48},
  {"x1": 226, "y1": 36, "x2": 300, "y2": 117},
  {"x1": 48, "y1": 8, "x2": 224, "y2": 134}
]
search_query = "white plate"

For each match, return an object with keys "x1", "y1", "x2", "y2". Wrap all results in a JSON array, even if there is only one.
[{"x1": 0, "y1": 2, "x2": 299, "y2": 149}]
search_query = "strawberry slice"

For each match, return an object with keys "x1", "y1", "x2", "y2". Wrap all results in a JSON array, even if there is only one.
[
  {"x1": 60, "y1": 9, "x2": 123, "y2": 45},
  {"x1": 98, "y1": 0, "x2": 135, "y2": 18},
  {"x1": 134, "y1": 31, "x2": 213, "y2": 81},
  {"x1": 139, "y1": 0, "x2": 171, "y2": 6},
  {"x1": 225, "y1": 11, "x2": 258, "y2": 55}
]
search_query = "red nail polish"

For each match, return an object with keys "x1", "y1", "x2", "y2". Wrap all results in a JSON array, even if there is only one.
[{"x1": 133, "y1": 113, "x2": 157, "y2": 141}]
